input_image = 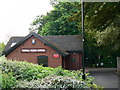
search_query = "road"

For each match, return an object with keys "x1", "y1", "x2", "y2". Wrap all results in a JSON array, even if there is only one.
[{"x1": 89, "y1": 68, "x2": 120, "y2": 89}]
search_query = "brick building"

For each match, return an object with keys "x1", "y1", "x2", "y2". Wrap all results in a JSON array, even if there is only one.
[{"x1": 3, "y1": 32, "x2": 82, "y2": 70}]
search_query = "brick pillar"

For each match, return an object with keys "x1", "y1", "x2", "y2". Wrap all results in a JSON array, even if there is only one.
[{"x1": 117, "y1": 57, "x2": 120, "y2": 74}]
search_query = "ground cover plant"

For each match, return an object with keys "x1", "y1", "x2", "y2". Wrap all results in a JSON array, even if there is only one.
[{"x1": 0, "y1": 56, "x2": 102, "y2": 89}]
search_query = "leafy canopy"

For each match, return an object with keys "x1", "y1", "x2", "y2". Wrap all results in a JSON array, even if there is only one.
[{"x1": 30, "y1": 2, "x2": 80, "y2": 35}]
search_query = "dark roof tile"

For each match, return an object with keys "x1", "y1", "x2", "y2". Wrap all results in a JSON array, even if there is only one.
[
  {"x1": 44, "y1": 35, "x2": 82, "y2": 51},
  {"x1": 3, "y1": 37, "x2": 24, "y2": 52},
  {"x1": 3, "y1": 33, "x2": 82, "y2": 56}
]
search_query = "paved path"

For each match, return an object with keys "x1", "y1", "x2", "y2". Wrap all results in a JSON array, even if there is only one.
[{"x1": 89, "y1": 68, "x2": 120, "y2": 89}]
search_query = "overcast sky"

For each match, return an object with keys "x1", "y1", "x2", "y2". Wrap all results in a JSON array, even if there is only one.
[{"x1": 0, "y1": 0, "x2": 53, "y2": 43}]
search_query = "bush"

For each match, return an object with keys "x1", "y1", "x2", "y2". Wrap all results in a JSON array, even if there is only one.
[
  {"x1": 0, "y1": 56, "x2": 54, "y2": 81},
  {"x1": 15, "y1": 79, "x2": 41, "y2": 88},
  {"x1": 0, "y1": 56, "x2": 100, "y2": 89},
  {"x1": 15, "y1": 75, "x2": 100, "y2": 89},
  {"x1": 2, "y1": 71, "x2": 16, "y2": 88},
  {"x1": 39, "y1": 76, "x2": 91, "y2": 88},
  {"x1": 0, "y1": 57, "x2": 83, "y2": 81},
  {"x1": 0, "y1": 71, "x2": 2, "y2": 89}
]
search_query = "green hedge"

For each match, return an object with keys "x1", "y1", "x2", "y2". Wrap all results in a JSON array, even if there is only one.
[{"x1": 0, "y1": 56, "x2": 102, "y2": 89}]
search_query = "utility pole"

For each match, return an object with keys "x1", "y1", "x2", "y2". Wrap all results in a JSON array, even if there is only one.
[{"x1": 81, "y1": 0, "x2": 85, "y2": 80}]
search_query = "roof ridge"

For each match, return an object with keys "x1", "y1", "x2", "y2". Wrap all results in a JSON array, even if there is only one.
[
  {"x1": 43, "y1": 37, "x2": 68, "y2": 55},
  {"x1": 3, "y1": 33, "x2": 69, "y2": 56},
  {"x1": 44, "y1": 35, "x2": 81, "y2": 37}
]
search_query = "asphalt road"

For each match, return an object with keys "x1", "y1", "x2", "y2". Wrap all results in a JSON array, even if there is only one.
[{"x1": 89, "y1": 68, "x2": 120, "y2": 89}]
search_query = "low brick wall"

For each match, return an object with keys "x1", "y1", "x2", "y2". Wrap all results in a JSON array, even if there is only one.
[{"x1": 117, "y1": 57, "x2": 120, "y2": 74}]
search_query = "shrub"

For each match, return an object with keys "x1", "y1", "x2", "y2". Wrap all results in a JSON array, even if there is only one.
[
  {"x1": 0, "y1": 56, "x2": 54, "y2": 81},
  {"x1": 15, "y1": 75, "x2": 100, "y2": 89},
  {"x1": 0, "y1": 57, "x2": 83, "y2": 81},
  {"x1": 2, "y1": 71, "x2": 16, "y2": 88},
  {"x1": 40, "y1": 76, "x2": 89, "y2": 88},
  {"x1": 0, "y1": 71, "x2": 2, "y2": 89},
  {"x1": 15, "y1": 79, "x2": 41, "y2": 88},
  {"x1": 0, "y1": 56, "x2": 101, "y2": 89}
]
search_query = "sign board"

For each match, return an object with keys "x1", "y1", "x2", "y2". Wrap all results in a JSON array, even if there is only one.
[{"x1": 21, "y1": 48, "x2": 46, "y2": 53}]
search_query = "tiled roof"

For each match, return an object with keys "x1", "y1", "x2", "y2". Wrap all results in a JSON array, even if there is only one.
[
  {"x1": 3, "y1": 33, "x2": 82, "y2": 56},
  {"x1": 44, "y1": 35, "x2": 82, "y2": 51},
  {"x1": 3, "y1": 37, "x2": 24, "y2": 52}
]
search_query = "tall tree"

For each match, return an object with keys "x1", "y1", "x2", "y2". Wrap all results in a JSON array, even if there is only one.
[
  {"x1": 70, "y1": 2, "x2": 120, "y2": 50},
  {"x1": 30, "y1": 2, "x2": 80, "y2": 35},
  {"x1": 70, "y1": 2, "x2": 120, "y2": 67}
]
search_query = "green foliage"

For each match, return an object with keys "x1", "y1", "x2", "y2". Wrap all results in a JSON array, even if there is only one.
[
  {"x1": 70, "y1": 2, "x2": 120, "y2": 67},
  {"x1": 85, "y1": 2, "x2": 120, "y2": 31},
  {"x1": 0, "y1": 56, "x2": 100, "y2": 88},
  {"x1": 0, "y1": 56, "x2": 54, "y2": 81},
  {"x1": 30, "y1": 2, "x2": 80, "y2": 36},
  {"x1": 84, "y1": 30, "x2": 117, "y2": 67},
  {"x1": 71, "y1": 2, "x2": 120, "y2": 51},
  {"x1": 38, "y1": 76, "x2": 93, "y2": 88},
  {"x1": 0, "y1": 71, "x2": 2, "y2": 89},
  {"x1": 15, "y1": 75, "x2": 101, "y2": 89},
  {"x1": 2, "y1": 71, "x2": 16, "y2": 88},
  {"x1": 15, "y1": 79, "x2": 41, "y2": 88},
  {"x1": 70, "y1": 2, "x2": 120, "y2": 31},
  {"x1": 0, "y1": 42, "x2": 5, "y2": 56},
  {"x1": 96, "y1": 26, "x2": 120, "y2": 51}
]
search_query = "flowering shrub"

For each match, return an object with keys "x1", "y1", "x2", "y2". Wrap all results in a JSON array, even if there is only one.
[
  {"x1": 15, "y1": 75, "x2": 99, "y2": 89},
  {"x1": 40, "y1": 76, "x2": 92, "y2": 88}
]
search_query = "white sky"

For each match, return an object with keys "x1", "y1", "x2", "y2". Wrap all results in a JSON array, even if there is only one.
[{"x1": 0, "y1": 0, "x2": 53, "y2": 43}]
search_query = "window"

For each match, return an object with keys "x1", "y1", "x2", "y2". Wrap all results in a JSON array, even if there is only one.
[
  {"x1": 53, "y1": 53, "x2": 60, "y2": 59},
  {"x1": 37, "y1": 56, "x2": 48, "y2": 67},
  {"x1": 72, "y1": 58, "x2": 76, "y2": 62},
  {"x1": 10, "y1": 43, "x2": 16, "y2": 47},
  {"x1": 32, "y1": 39, "x2": 36, "y2": 44}
]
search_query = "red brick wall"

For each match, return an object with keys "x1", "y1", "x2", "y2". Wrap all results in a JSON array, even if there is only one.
[
  {"x1": 6, "y1": 36, "x2": 62, "y2": 68},
  {"x1": 65, "y1": 53, "x2": 82, "y2": 70}
]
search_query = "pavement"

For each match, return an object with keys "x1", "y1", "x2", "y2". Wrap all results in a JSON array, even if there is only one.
[{"x1": 88, "y1": 68, "x2": 120, "y2": 89}]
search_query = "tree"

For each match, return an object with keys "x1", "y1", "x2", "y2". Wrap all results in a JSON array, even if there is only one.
[
  {"x1": 0, "y1": 42, "x2": 5, "y2": 56},
  {"x1": 70, "y1": 2, "x2": 120, "y2": 67},
  {"x1": 70, "y1": 2, "x2": 120, "y2": 50},
  {"x1": 96, "y1": 17, "x2": 120, "y2": 51},
  {"x1": 30, "y1": 2, "x2": 80, "y2": 36},
  {"x1": 85, "y1": 2, "x2": 120, "y2": 51}
]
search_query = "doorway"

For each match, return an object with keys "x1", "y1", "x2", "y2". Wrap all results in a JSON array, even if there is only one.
[{"x1": 37, "y1": 55, "x2": 48, "y2": 67}]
